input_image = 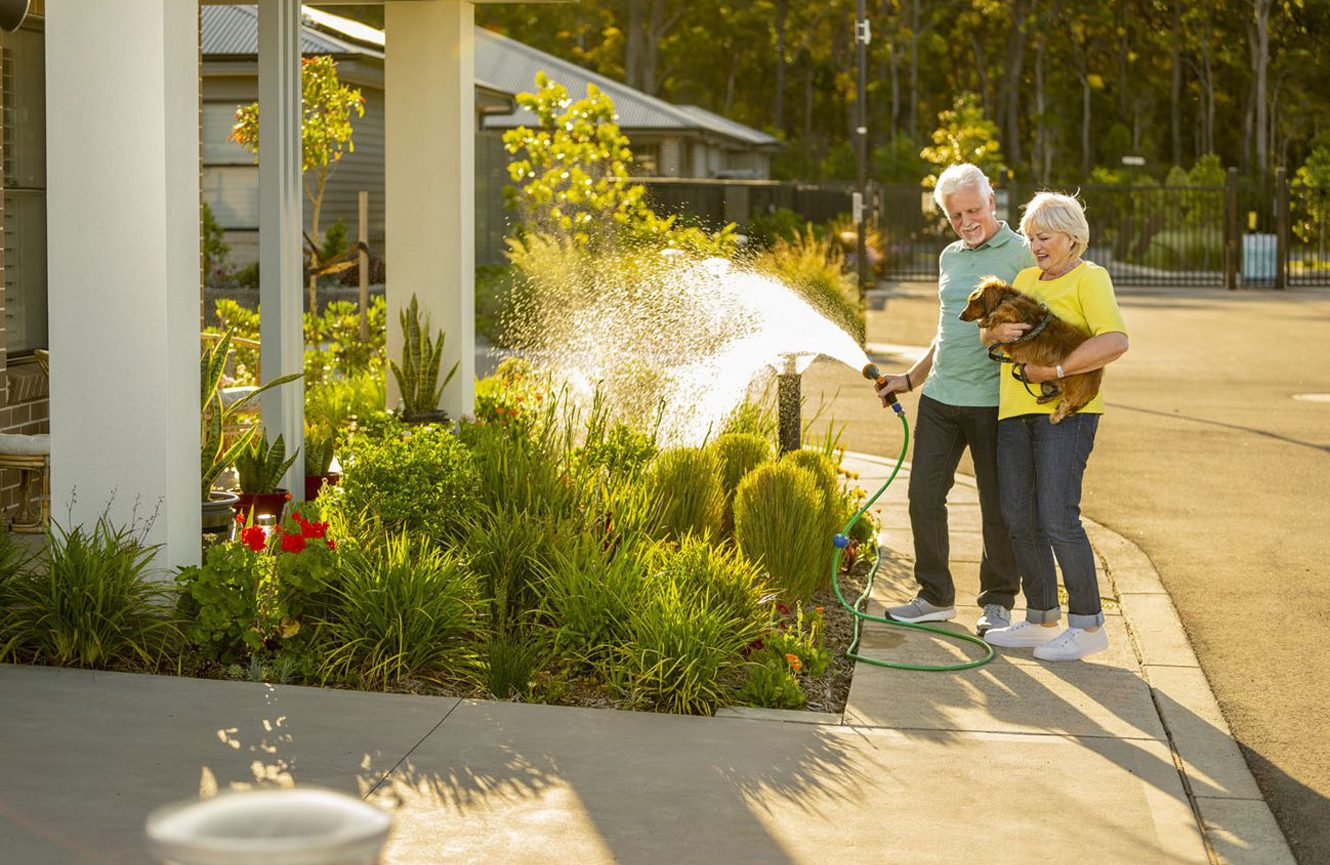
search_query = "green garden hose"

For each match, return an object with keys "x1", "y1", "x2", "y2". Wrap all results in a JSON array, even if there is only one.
[{"x1": 828, "y1": 377, "x2": 995, "y2": 672}]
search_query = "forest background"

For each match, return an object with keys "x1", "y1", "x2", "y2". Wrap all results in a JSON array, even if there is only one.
[{"x1": 319, "y1": 1, "x2": 1330, "y2": 187}]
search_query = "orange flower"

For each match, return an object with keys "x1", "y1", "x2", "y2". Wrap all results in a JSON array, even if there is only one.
[{"x1": 785, "y1": 653, "x2": 803, "y2": 672}]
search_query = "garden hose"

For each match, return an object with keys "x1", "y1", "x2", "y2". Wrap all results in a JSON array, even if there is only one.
[{"x1": 826, "y1": 368, "x2": 996, "y2": 672}]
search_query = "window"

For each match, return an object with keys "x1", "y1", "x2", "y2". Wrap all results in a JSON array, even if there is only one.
[{"x1": 2, "y1": 22, "x2": 47, "y2": 355}]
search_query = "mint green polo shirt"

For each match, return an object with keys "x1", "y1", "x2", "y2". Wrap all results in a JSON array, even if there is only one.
[{"x1": 921, "y1": 222, "x2": 1036, "y2": 407}]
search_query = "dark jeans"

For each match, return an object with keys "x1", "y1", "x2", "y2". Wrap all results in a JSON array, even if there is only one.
[
  {"x1": 907, "y1": 394, "x2": 1020, "y2": 609},
  {"x1": 996, "y1": 412, "x2": 1104, "y2": 628}
]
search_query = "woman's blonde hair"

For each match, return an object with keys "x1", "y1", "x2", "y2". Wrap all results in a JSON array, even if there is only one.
[{"x1": 1019, "y1": 192, "x2": 1090, "y2": 254}]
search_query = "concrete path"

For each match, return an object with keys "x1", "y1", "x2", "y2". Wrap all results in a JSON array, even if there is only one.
[{"x1": 0, "y1": 454, "x2": 1290, "y2": 864}]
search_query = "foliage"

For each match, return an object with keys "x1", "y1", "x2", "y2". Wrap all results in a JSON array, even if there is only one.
[
  {"x1": 1292, "y1": 145, "x2": 1330, "y2": 244},
  {"x1": 202, "y1": 202, "x2": 230, "y2": 285},
  {"x1": 502, "y1": 73, "x2": 736, "y2": 256},
  {"x1": 176, "y1": 509, "x2": 336, "y2": 666},
  {"x1": 483, "y1": 632, "x2": 547, "y2": 700},
  {"x1": 1188, "y1": 153, "x2": 1227, "y2": 187},
  {"x1": 538, "y1": 534, "x2": 646, "y2": 669},
  {"x1": 235, "y1": 431, "x2": 300, "y2": 495},
  {"x1": 208, "y1": 297, "x2": 387, "y2": 385},
  {"x1": 464, "y1": 505, "x2": 554, "y2": 637},
  {"x1": 333, "y1": 421, "x2": 480, "y2": 543},
  {"x1": 231, "y1": 55, "x2": 365, "y2": 244},
  {"x1": 920, "y1": 93, "x2": 1006, "y2": 186},
  {"x1": 711, "y1": 432, "x2": 772, "y2": 536},
  {"x1": 1, "y1": 515, "x2": 177, "y2": 670},
  {"x1": 200, "y1": 331, "x2": 302, "y2": 498},
  {"x1": 390, "y1": 294, "x2": 458, "y2": 422},
  {"x1": 782, "y1": 449, "x2": 842, "y2": 544},
  {"x1": 646, "y1": 446, "x2": 725, "y2": 543},
  {"x1": 305, "y1": 369, "x2": 387, "y2": 432},
  {"x1": 736, "y1": 653, "x2": 805, "y2": 709},
  {"x1": 720, "y1": 397, "x2": 777, "y2": 441},
  {"x1": 734, "y1": 461, "x2": 831, "y2": 601},
  {"x1": 303, "y1": 423, "x2": 336, "y2": 478},
  {"x1": 753, "y1": 228, "x2": 865, "y2": 345},
  {"x1": 743, "y1": 207, "x2": 804, "y2": 250},
  {"x1": 318, "y1": 532, "x2": 478, "y2": 690},
  {"x1": 476, "y1": 264, "x2": 516, "y2": 346}
]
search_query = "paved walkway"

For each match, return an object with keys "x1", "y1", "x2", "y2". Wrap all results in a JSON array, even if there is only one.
[{"x1": 0, "y1": 450, "x2": 1293, "y2": 864}]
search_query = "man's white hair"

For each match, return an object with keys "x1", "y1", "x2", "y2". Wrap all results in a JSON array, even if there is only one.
[{"x1": 933, "y1": 163, "x2": 995, "y2": 210}]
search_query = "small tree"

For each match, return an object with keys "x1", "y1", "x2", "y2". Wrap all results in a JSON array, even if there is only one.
[
  {"x1": 231, "y1": 55, "x2": 365, "y2": 312},
  {"x1": 919, "y1": 93, "x2": 1006, "y2": 187},
  {"x1": 502, "y1": 72, "x2": 734, "y2": 255}
]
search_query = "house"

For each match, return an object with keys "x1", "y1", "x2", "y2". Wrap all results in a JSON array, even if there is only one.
[
  {"x1": 201, "y1": 6, "x2": 781, "y2": 266},
  {"x1": 1, "y1": 0, "x2": 500, "y2": 566}
]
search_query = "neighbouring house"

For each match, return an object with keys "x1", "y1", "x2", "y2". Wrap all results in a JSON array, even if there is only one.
[
  {"x1": 3, "y1": 0, "x2": 498, "y2": 566},
  {"x1": 202, "y1": 6, "x2": 781, "y2": 267}
]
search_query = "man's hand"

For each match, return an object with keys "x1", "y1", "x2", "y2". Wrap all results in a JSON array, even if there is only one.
[{"x1": 875, "y1": 374, "x2": 911, "y2": 407}]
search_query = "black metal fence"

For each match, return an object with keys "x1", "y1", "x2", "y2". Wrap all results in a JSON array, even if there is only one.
[{"x1": 480, "y1": 170, "x2": 1329, "y2": 288}]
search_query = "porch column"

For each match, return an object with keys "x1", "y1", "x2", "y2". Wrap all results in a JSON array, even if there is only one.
[
  {"x1": 258, "y1": 0, "x2": 305, "y2": 496},
  {"x1": 383, "y1": 0, "x2": 476, "y2": 419},
  {"x1": 45, "y1": 0, "x2": 200, "y2": 566}
]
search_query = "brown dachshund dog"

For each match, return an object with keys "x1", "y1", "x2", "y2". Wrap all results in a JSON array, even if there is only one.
[{"x1": 959, "y1": 276, "x2": 1101, "y2": 424}]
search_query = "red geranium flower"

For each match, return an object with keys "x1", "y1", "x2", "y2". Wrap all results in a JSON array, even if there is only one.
[
  {"x1": 235, "y1": 512, "x2": 245, "y2": 525},
  {"x1": 280, "y1": 533, "x2": 307, "y2": 554},
  {"x1": 326, "y1": 537, "x2": 336, "y2": 551},
  {"x1": 239, "y1": 525, "x2": 267, "y2": 553},
  {"x1": 301, "y1": 520, "x2": 328, "y2": 540}
]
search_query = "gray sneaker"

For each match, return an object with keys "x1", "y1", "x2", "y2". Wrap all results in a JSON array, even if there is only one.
[
  {"x1": 975, "y1": 604, "x2": 1011, "y2": 636},
  {"x1": 886, "y1": 596, "x2": 956, "y2": 624}
]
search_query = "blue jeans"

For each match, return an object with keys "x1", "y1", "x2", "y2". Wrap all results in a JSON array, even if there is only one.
[
  {"x1": 907, "y1": 394, "x2": 1020, "y2": 609},
  {"x1": 997, "y1": 412, "x2": 1104, "y2": 628}
]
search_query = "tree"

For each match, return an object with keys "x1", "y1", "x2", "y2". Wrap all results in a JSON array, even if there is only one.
[
  {"x1": 919, "y1": 93, "x2": 1006, "y2": 185},
  {"x1": 502, "y1": 73, "x2": 734, "y2": 255},
  {"x1": 231, "y1": 55, "x2": 365, "y2": 312}
]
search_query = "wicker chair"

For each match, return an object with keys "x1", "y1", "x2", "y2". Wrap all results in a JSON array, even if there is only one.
[{"x1": 0, "y1": 349, "x2": 50, "y2": 532}]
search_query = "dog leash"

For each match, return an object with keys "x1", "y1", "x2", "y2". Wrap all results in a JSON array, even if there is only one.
[{"x1": 985, "y1": 306, "x2": 1062, "y2": 402}]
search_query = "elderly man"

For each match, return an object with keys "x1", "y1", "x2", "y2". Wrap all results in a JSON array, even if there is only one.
[{"x1": 874, "y1": 163, "x2": 1034, "y2": 635}]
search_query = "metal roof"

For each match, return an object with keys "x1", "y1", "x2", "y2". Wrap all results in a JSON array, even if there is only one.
[{"x1": 201, "y1": 6, "x2": 778, "y2": 148}]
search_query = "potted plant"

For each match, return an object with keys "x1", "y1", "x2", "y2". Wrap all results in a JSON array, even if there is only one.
[
  {"x1": 234, "y1": 431, "x2": 300, "y2": 520},
  {"x1": 303, "y1": 422, "x2": 337, "y2": 501},
  {"x1": 201, "y1": 331, "x2": 302, "y2": 537},
  {"x1": 390, "y1": 293, "x2": 458, "y2": 424}
]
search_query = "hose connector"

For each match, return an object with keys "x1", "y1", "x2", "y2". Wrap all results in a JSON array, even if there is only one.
[{"x1": 833, "y1": 533, "x2": 850, "y2": 549}]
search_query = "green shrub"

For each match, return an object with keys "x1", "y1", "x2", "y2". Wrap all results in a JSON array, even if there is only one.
[
  {"x1": 783, "y1": 448, "x2": 842, "y2": 541},
  {"x1": 736, "y1": 654, "x2": 805, "y2": 709},
  {"x1": 462, "y1": 418, "x2": 581, "y2": 519},
  {"x1": 539, "y1": 534, "x2": 646, "y2": 668},
  {"x1": 483, "y1": 632, "x2": 547, "y2": 699},
  {"x1": 647, "y1": 446, "x2": 725, "y2": 542},
  {"x1": 318, "y1": 533, "x2": 478, "y2": 689},
  {"x1": 305, "y1": 369, "x2": 387, "y2": 431},
  {"x1": 1, "y1": 517, "x2": 178, "y2": 669},
  {"x1": 648, "y1": 536, "x2": 768, "y2": 627},
  {"x1": 610, "y1": 574, "x2": 763, "y2": 715},
  {"x1": 711, "y1": 432, "x2": 772, "y2": 535},
  {"x1": 720, "y1": 398, "x2": 777, "y2": 440},
  {"x1": 464, "y1": 506, "x2": 556, "y2": 637},
  {"x1": 334, "y1": 422, "x2": 479, "y2": 542},
  {"x1": 744, "y1": 207, "x2": 803, "y2": 250},
  {"x1": 734, "y1": 462, "x2": 831, "y2": 601}
]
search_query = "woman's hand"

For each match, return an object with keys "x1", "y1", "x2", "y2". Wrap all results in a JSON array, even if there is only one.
[
  {"x1": 1019, "y1": 364, "x2": 1058, "y2": 383},
  {"x1": 875, "y1": 374, "x2": 911, "y2": 407},
  {"x1": 987, "y1": 322, "x2": 1031, "y2": 343}
]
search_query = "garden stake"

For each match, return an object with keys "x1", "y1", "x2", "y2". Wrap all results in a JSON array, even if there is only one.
[{"x1": 827, "y1": 365, "x2": 996, "y2": 672}]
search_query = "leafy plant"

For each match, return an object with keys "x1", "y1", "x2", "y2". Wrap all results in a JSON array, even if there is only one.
[
  {"x1": 736, "y1": 653, "x2": 806, "y2": 710},
  {"x1": 235, "y1": 431, "x2": 300, "y2": 495},
  {"x1": 390, "y1": 294, "x2": 458, "y2": 422},
  {"x1": 464, "y1": 506, "x2": 553, "y2": 637},
  {"x1": 783, "y1": 449, "x2": 843, "y2": 543},
  {"x1": 646, "y1": 446, "x2": 725, "y2": 542},
  {"x1": 538, "y1": 534, "x2": 646, "y2": 669},
  {"x1": 711, "y1": 432, "x2": 772, "y2": 536},
  {"x1": 318, "y1": 532, "x2": 478, "y2": 690},
  {"x1": 303, "y1": 423, "x2": 336, "y2": 477},
  {"x1": 1, "y1": 516, "x2": 178, "y2": 669},
  {"x1": 202, "y1": 202, "x2": 231, "y2": 284},
  {"x1": 200, "y1": 330, "x2": 302, "y2": 499},
  {"x1": 333, "y1": 421, "x2": 479, "y2": 543},
  {"x1": 753, "y1": 227, "x2": 864, "y2": 345},
  {"x1": 306, "y1": 369, "x2": 387, "y2": 431},
  {"x1": 484, "y1": 632, "x2": 547, "y2": 699},
  {"x1": 734, "y1": 462, "x2": 831, "y2": 601}
]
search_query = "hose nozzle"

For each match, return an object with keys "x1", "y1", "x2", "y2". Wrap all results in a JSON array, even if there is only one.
[{"x1": 862, "y1": 362, "x2": 898, "y2": 407}]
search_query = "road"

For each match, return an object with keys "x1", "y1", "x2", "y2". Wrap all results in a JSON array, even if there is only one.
[{"x1": 801, "y1": 283, "x2": 1330, "y2": 864}]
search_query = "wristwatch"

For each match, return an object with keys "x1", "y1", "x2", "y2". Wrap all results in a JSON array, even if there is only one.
[{"x1": 1055, "y1": 363, "x2": 1066, "y2": 379}]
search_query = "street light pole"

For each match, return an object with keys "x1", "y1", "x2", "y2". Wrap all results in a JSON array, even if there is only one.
[{"x1": 855, "y1": 0, "x2": 870, "y2": 301}]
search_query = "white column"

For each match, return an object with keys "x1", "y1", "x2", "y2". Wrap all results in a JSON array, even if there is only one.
[
  {"x1": 46, "y1": 0, "x2": 200, "y2": 567},
  {"x1": 258, "y1": 0, "x2": 305, "y2": 496},
  {"x1": 384, "y1": 0, "x2": 475, "y2": 419}
]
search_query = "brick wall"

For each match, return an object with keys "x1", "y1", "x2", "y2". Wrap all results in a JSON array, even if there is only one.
[{"x1": 0, "y1": 364, "x2": 49, "y2": 515}]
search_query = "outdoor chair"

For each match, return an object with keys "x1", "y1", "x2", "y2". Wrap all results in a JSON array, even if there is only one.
[{"x1": 0, "y1": 349, "x2": 50, "y2": 532}]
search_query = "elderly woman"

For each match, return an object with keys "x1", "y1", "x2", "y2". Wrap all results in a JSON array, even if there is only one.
[{"x1": 980, "y1": 192, "x2": 1129, "y2": 661}]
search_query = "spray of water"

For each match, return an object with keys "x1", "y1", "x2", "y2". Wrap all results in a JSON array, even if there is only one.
[{"x1": 503, "y1": 244, "x2": 870, "y2": 446}]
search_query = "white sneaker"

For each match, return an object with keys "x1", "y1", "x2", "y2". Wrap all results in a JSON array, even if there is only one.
[
  {"x1": 1033, "y1": 627, "x2": 1109, "y2": 661},
  {"x1": 975, "y1": 604, "x2": 1011, "y2": 636},
  {"x1": 983, "y1": 620, "x2": 1060, "y2": 648}
]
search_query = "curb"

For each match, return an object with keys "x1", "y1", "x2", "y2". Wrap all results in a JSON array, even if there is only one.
[{"x1": 840, "y1": 449, "x2": 1295, "y2": 865}]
